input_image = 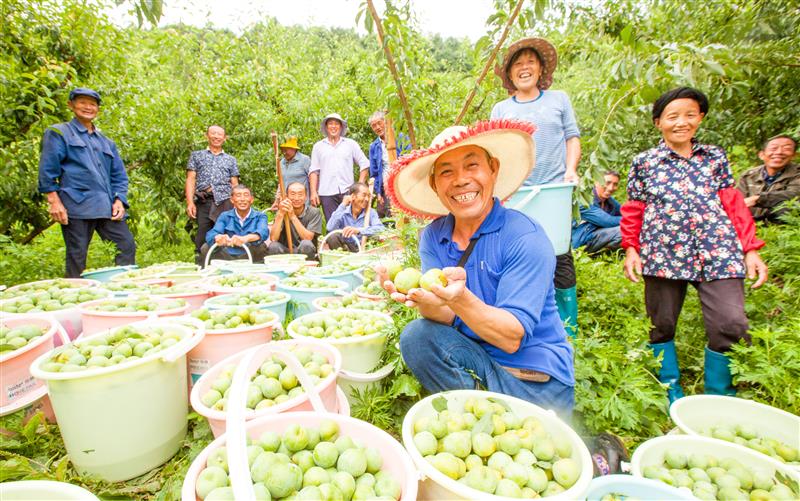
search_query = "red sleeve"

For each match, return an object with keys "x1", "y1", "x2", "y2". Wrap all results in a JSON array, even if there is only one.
[
  {"x1": 718, "y1": 187, "x2": 765, "y2": 252},
  {"x1": 620, "y1": 200, "x2": 646, "y2": 251}
]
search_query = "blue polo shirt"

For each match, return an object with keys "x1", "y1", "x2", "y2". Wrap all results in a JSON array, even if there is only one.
[
  {"x1": 419, "y1": 198, "x2": 574, "y2": 386},
  {"x1": 206, "y1": 208, "x2": 269, "y2": 256}
]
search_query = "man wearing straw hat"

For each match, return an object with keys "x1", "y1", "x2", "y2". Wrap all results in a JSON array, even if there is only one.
[
  {"x1": 492, "y1": 37, "x2": 582, "y2": 339},
  {"x1": 309, "y1": 113, "x2": 370, "y2": 221},
  {"x1": 379, "y1": 120, "x2": 575, "y2": 417},
  {"x1": 277, "y1": 136, "x2": 311, "y2": 197}
]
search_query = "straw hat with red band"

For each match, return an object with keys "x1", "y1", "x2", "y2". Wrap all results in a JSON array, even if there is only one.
[
  {"x1": 386, "y1": 119, "x2": 537, "y2": 219},
  {"x1": 495, "y1": 37, "x2": 558, "y2": 93}
]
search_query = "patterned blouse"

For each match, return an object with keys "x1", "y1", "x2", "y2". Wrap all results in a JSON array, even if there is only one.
[
  {"x1": 627, "y1": 140, "x2": 745, "y2": 282},
  {"x1": 187, "y1": 149, "x2": 239, "y2": 204}
]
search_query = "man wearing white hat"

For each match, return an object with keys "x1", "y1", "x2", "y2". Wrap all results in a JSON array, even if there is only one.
[
  {"x1": 379, "y1": 120, "x2": 575, "y2": 417},
  {"x1": 309, "y1": 113, "x2": 370, "y2": 221}
]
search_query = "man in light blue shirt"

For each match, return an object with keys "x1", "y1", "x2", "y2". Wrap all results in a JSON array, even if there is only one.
[{"x1": 325, "y1": 182, "x2": 384, "y2": 252}]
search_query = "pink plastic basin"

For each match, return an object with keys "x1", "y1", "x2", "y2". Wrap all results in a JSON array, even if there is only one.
[
  {"x1": 190, "y1": 339, "x2": 343, "y2": 437},
  {"x1": 1, "y1": 279, "x2": 101, "y2": 299},
  {"x1": 0, "y1": 316, "x2": 66, "y2": 414},
  {"x1": 186, "y1": 311, "x2": 279, "y2": 386},
  {"x1": 78, "y1": 297, "x2": 190, "y2": 336},
  {"x1": 181, "y1": 411, "x2": 417, "y2": 501}
]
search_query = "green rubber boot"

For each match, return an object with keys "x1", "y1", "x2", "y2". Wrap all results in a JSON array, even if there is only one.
[
  {"x1": 704, "y1": 346, "x2": 736, "y2": 396},
  {"x1": 651, "y1": 341, "x2": 685, "y2": 404},
  {"x1": 555, "y1": 286, "x2": 579, "y2": 338}
]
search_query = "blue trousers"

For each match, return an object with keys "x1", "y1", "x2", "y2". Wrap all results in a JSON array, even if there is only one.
[
  {"x1": 400, "y1": 318, "x2": 575, "y2": 420},
  {"x1": 584, "y1": 226, "x2": 621, "y2": 253}
]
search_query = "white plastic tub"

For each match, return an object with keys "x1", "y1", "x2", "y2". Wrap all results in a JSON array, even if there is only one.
[
  {"x1": 0, "y1": 480, "x2": 100, "y2": 500},
  {"x1": 29, "y1": 320, "x2": 205, "y2": 482},
  {"x1": 338, "y1": 363, "x2": 396, "y2": 405},
  {"x1": 505, "y1": 183, "x2": 575, "y2": 255},
  {"x1": 584, "y1": 474, "x2": 695, "y2": 501},
  {"x1": 402, "y1": 390, "x2": 593, "y2": 501},
  {"x1": 669, "y1": 395, "x2": 800, "y2": 471}
]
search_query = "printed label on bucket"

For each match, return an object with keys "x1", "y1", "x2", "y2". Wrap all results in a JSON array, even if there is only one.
[
  {"x1": 189, "y1": 358, "x2": 209, "y2": 383},
  {"x1": 6, "y1": 375, "x2": 37, "y2": 401}
]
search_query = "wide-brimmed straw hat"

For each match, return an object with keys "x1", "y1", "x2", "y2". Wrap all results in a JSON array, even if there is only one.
[
  {"x1": 320, "y1": 113, "x2": 349, "y2": 137},
  {"x1": 280, "y1": 137, "x2": 300, "y2": 150},
  {"x1": 495, "y1": 37, "x2": 558, "y2": 92},
  {"x1": 386, "y1": 120, "x2": 537, "y2": 219}
]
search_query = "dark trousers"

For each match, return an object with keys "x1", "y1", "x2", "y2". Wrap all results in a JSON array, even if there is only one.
[
  {"x1": 325, "y1": 233, "x2": 359, "y2": 252},
  {"x1": 200, "y1": 242, "x2": 268, "y2": 265},
  {"x1": 554, "y1": 250, "x2": 576, "y2": 289},
  {"x1": 644, "y1": 276, "x2": 750, "y2": 352},
  {"x1": 194, "y1": 196, "x2": 232, "y2": 264},
  {"x1": 61, "y1": 218, "x2": 136, "y2": 278},
  {"x1": 266, "y1": 240, "x2": 317, "y2": 261},
  {"x1": 376, "y1": 195, "x2": 391, "y2": 219},
  {"x1": 320, "y1": 194, "x2": 344, "y2": 222}
]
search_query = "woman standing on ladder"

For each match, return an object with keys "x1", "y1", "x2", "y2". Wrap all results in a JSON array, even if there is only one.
[{"x1": 491, "y1": 38, "x2": 582, "y2": 337}]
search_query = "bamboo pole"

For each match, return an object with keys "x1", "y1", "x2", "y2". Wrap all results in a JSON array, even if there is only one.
[
  {"x1": 361, "y1": 178, "x2": 375, "y2": 248},
  {"x1": 365, "y1": 0, "x2": 418, "y2": 149},
  {"x1": 271, "y1": 132, "x2": 293, "y2": 254},
  {"x1": 454, "y1": 0, "x2": 526, "y2": 125}
]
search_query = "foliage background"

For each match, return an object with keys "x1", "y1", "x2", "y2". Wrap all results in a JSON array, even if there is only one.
[{"x1": 1, "y1": 0, "x2": 799, "y2": 498}]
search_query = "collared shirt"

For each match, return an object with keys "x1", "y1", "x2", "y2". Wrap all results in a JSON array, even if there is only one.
[
  {"x1": 490, "y1": 90, "x2": 580, "y2": 186},
  {"x1": 419, "y1": 199, "x2": 575, "y2": 386},
  {"x1": 327, "y1": 204, "x2": 384, "y2": 237},
  {"x1": 187, "y1": 149, "x2": 239, "y2": 204},
  {"x1": 628, "y1": 140, "x2": 744, "y2": 281},
  {"x1": 737, "y1": 163, "x2": 800, "y2": 220},
  {"x1": 206, "y1": 207, "x2": 269, "y2": 256},
  {"x1": 280, "y1": 151, "x2": 311, "y2": 194},
  {"x1": 309, "y1": 137, "x2": 369, "y2": 196},
  {"x1": 38, "y1": 118, "x2": 128, "y2": 220},
  {"x1": 572, "y1": 189, "x2": 622, "y2": 248},
  {"x1": 276, "y1": 205, "x2": 323, "y2": 247}
]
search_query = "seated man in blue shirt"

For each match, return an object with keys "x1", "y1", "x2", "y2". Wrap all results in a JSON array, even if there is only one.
[
  {"x1": 377, "y1": 120, "x2": 575, "y2": 417},
  {"x1": 201, "y1": 184, "x2": 269, "y2": 265},
  {"x1": 572, "y1": 170, "x2": 622, "y2": 253},
  {"x1": 324, "y1": 182, "x2": 385, "y2": 252}
]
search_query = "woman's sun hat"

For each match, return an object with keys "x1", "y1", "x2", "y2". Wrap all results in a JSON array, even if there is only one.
[
  {"x1": 386, "y1": 119, "x2": 536, "y2": 218},
  {"x1": 320, "y1": 113, "x2": 349, "y2": 137},
  {"x1": 495, "y1": 37, "x2": 558, "y2": 93}
]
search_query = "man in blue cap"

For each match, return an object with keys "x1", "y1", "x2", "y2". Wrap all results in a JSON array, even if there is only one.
[{"x1": 38, "y1": 87, "x2": 136, "y2": 277}]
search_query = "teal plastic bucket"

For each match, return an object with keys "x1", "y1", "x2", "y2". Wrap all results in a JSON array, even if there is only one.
[
  {"x1": 276, "y1": 279, "x2": 349, "y2": 318},
  {"x1": 29, "y1": 320, "x2": 204, "y2": 482},
  {"x1": 505, "y1": 183, "x2": 575, "y2": 255},
  {"x1": 306, "y1": 269, "x2": 363, "y2": 291},
  {"x1": 80, "y1": 265, "x2": 138, "y2": 283},
  {"x1": 204, "y1": 291, "x2": 291, "y2": 324},
  {"x1": 585, "y1": 474, "x2": 696, "y2": 500}
]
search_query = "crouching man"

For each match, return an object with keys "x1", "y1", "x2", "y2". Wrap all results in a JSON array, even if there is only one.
[
  {"x1": 200, "y1": 184, "x2": 269, "y2": 265},
  {"x1": 378, "y1": 120, "x2": 575, "y2": 418}
]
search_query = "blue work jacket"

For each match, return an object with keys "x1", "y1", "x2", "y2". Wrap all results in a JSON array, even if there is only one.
[
  {"x1": 572, "y1": 190, "x2": 622, "y2": 248},
  {"x1": 38, "y1": 119, "x2": 129, "y2": 219},
  {"x1": 368, "y1": 133, "x2": 410, "y2": 196},
  {"x1": 206, "y1": 208, "x2": 270, "y2": 256}
]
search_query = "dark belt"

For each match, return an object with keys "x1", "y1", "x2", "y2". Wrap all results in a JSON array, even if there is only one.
[
  {"x1": 500, "y1": 365, "x2": 551, "y2": 382},
  {"x1": 195, "y1": 188, "x2": 214, "y2": 202}
]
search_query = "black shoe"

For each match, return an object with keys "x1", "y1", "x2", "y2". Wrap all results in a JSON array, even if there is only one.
[{"x1": 590, "y1": 432, "x2": 629, "y2": 476}]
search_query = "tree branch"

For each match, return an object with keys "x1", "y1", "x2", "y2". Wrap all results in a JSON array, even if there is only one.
[
  {"x1": 455, "y1": 0, "x2": 526, "y2": 125},
  {"x1": 365, "y1": 0, "x2": 418, "y2": 148}
]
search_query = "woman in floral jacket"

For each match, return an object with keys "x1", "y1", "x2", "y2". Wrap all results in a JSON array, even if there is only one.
[{"x1": 620, "y1": 87, "x2": 768, "y2": 403}]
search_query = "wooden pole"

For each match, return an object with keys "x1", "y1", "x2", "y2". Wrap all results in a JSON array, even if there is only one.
[
  {"x1": 365, "y1": 0, "x2": 418, "y2": 149},
  {"x1": 271, "y1": 132, "x2": 293, "y2": 254},
  {"x1": 361, "y1": 178, "x2": 375, "y2": 248},
  {"x1": 454, "y1": 0, "x2": 526, "y2": 125},
  {"x1": 382, "y1": 114, "x2": 406, "y2": 230}
]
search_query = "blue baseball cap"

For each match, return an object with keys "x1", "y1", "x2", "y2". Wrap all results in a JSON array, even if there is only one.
[{"x1": 68, "y1": 87, "x2": 101, "y2": 104}]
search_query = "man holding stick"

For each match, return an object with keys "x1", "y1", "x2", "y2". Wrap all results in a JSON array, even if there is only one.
[{"x1": 267, "y1": 182, "x2": 321, "y2": 260}]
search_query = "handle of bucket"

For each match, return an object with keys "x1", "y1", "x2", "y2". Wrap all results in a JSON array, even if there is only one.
[
  {"x1": 54, "y1": 322, "x2": 71, "y2": 345},
  {"x1": 226, "y1": 343, "x2": 330, "y2": 501},
  {"x1": 508, "y1": 186, "x2": 542, "y2": 211},
  {"x1": 158, "y1": 317, "x2": 206, "y2": 363},
  {"x1": 203, "y1": 242, "x2": 254, "y2": 269},
  {"x1": 318, "y1": 229, "x2": 362, "y2": 256}
]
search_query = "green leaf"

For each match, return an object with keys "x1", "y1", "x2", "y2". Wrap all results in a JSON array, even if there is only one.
[
  {"x1": 431, "y1": 395, "x2": 448, "y2": 413},
  {"x1": 487, "y1": 397, "x2": 511, "y2": 411},
  {"x1": 471, "y1": 411, "x2": 494, "y2": 436},
  {"x1": 703, "y1": 60, "x2": 726, "y2": 76}
]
